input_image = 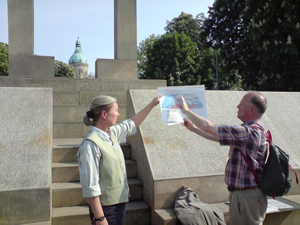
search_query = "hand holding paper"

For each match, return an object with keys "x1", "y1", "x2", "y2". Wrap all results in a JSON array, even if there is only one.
[{"x1": 158, "y1": 85, "x2": 207, "y2": 126}]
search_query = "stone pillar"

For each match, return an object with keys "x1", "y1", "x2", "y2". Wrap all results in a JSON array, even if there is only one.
[
  {"x1": 96, "y1": 0, "x2": 137, "y2": 79},
  {"x1": 7, "y1": 0, "x2": 55, "y2": 77},
  {"x1": 114, "y1": 0, "x2": 137, "y2": 60},
  {"x1": 8, "y1": 0, "x2": 34, "y2": 56}
]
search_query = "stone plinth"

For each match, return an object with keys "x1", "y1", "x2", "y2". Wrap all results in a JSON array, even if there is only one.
[
  {"x1": 9, "y1": 55, "x2": 55, "y2": 77},
  {"x1": 95, "y1": 59, "x2": 137, "y2": 80},
  {"x1": 127, "y1": 90, "x2": 300, "y2": 210},
  {"x1": 0, "y1": 87, "x2": 52, "y2": 224}
]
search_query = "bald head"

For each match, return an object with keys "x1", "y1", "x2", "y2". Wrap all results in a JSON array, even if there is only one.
[{"x1": 248, "y1": 92, "x2": 267, "y2": 115}]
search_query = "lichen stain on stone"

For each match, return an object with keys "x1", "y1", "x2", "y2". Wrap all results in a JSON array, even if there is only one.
[
  {"x1": 167, "y1": 141, "x2": 182, "y2": 149},
  {"x1": 27, "y1": 128, "x2": 52, "y2": 149},
  {"x1": 142, "y1": 136, "x2": 155, "y2": 144}
]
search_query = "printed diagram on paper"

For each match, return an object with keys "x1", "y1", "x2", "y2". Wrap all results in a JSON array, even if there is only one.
[{"x1": 158, "y1": 85, "x2": 207, "y2": 125}]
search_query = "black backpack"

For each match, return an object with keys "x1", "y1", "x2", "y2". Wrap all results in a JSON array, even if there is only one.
[{"x1": 240, "y1": 128, "x2": 298, "y2": 198}]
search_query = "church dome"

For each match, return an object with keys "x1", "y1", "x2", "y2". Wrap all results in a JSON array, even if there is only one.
[{"x1": 69, "y1": 38, "x2": 88, "y2": 64}]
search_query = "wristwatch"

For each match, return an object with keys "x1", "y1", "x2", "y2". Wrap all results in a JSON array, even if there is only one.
[{"x1": 94, "y1": 216, "x2": 105, "y2": 221}]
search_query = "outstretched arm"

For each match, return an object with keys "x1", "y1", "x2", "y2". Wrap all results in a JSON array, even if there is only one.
[
  {"x1": 131, "y1": 96, "x2": 161, "y2": 128},
  {"x1": 180, "y1": 96, "x2": 219, "y2": 139},
  {"x1": 182, "y1": 118, "x2": 219, "y2": 142}
]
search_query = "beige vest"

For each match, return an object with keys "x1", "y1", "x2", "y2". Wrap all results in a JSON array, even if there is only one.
[{"x1": 84, "y1": 130, "x2": 129, "y2": 206}]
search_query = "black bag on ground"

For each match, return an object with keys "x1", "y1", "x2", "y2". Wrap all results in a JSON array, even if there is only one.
[{"x1": 240, "y1": 129, "x2": 298, "y2": 198}]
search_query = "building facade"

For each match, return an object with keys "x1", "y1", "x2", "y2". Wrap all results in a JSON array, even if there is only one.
[{"x1": 69, "y1": 38, "x2": 89, "y2": 78}]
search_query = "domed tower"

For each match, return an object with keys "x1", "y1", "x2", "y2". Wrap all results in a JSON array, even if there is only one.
[{"x1": 69, "y1": 38, "x2": 89, "y2": 78}]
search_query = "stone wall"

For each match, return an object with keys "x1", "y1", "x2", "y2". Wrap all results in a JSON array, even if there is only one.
[
  {"x1": 0, "y1": 77, "x2": 166, "y2": 138},
  {"x1": 0, "y1": 87, "x2": 52, "y2": 224},
  {"x1": 127, "y1": 90, "x2": 300, "y2": 209}
]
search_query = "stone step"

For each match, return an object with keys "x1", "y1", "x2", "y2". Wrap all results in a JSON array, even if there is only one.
[
  {"x1": 52, "y1": 159, "x2": 137, "y2": 183},
  {"x1": 53, "y1": 142, "x2": 131, "y2": 163},
  {"x1": 52, "y1": 179, "x2": 143, "y2": 207},
  {"x1": 52, "y1": 201, "x2": 151, "y2": 225}
]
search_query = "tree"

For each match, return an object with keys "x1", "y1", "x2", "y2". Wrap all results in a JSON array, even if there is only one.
[
  {"x1": 204, "y1": 0, "x2": 300, "y2": 91},
  {"x1": 165, "y1": 12, "x2": 207, "y2": 52},
  {"x1": 164, "y1": 12, "x2": 242, "y2": 90},
  {"x1": 165, "y1": 12, "x2": 218, "y2": 89},
  {"x1": 203, "y1": 0, "x2": 260, "y2": 90},
  {"x1": 140, "y1": 31, "x2": 201, "y2": 86},
  {"x1": 245, "y1": 0, "x2": 300, "y2": 90},
  {"x1": 137, "y1": 34, "x2": 160, "y2": 79},
  {"x1": 0, "y1": 42, "x2": 9, "y2": 76},
  {"x1": 55, "y1": 60, "x2": 76, "y2": 78}
]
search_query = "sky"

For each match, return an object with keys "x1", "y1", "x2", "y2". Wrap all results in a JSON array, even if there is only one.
[{"x1": 0, "y1": 0, "x2": 214, "y2": 74}]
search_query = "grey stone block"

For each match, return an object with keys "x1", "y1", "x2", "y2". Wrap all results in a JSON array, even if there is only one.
[
  {"x1": 96, "y1": 59, "x2": 137, "y2": 79},
  {"x1": 53, "y1": 91, "x2": 80, "y2": 106},
  {"x1": 0, "y1": 87, "x2": 52, "y2": 224},
  {"x1": 9, "y1": 55, "x2": 55, "y2": 77},
  {"x1": 127, "y1": 89, "x2": 300, "y2": 209},
  {"x1": 0, "y1": 189, "x2": 50, "y2": 225}
]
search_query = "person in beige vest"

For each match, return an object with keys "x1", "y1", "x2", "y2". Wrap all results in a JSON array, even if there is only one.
[{"x1": 77, "y1": 95, "x2": 160, "y2": 225}]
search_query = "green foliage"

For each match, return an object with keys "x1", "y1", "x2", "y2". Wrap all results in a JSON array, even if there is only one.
[
  {"x1": 138, "y1": 12, "x2": 242, "y2": 90},
  {"x1": 165, "y1": 12, "x2": 206, "y2": 52},
  {"x1": 140, "y1": 31, "x2": 200, "y2": 86},
  {"x1": 137, "y1": 34, "x2": 160, "y2": 79},
  {"x1": 204, "y1": 0, "x2": 300, "y2": 91},
  {"x1": 0, "y1": 42, "x2": 9, "y2": 76},
  {"x1": 245, "y1": 0, "x2": 300, "y2": 90},
  {"x1": 55, "y1": 60, "x2": 76, "y2": 78}
]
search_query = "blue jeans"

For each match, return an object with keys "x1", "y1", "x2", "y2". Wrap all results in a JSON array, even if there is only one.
[{"x1": 89, "y1": 203, "x2": 126, "y2": 225}]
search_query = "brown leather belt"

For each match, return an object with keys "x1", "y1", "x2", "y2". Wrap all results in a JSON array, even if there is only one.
[{"x1": 227, "y1": 186, "x2": 260, "y2": 192}]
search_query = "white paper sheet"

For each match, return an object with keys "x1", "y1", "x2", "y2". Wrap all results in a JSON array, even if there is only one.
[
  {"x1": 158, "y1": 85, "x2": 207, "y2": 126},
  {"x1": 267, "y1": 199, "x2": 293, "y2": 213}
]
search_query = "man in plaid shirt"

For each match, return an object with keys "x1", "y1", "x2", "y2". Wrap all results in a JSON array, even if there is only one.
[{"x1": 180, "y1": 91, "x2": 268, "y2": 225}]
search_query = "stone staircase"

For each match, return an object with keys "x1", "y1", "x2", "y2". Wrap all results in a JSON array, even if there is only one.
[{"x1": 51, "y1": 138, "x2": 151, "y2": 225}]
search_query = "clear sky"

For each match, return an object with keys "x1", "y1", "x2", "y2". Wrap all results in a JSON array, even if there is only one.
[{"x1": 0, "y1": 0, "x2": 214, "y2": 74}]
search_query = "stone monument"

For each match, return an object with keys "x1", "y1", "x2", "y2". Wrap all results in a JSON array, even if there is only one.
[
  {"x1": 7, "y1": 0, "x2": 55, "y2": 77},
  {"x1": 127, "y1": 90, "x2": 300, "y2": 212},
  {"x1": 95, "y1": 0, "x2": 138, "y2": 79},
  {"x1": 0, "y1": 88, "x2": 52, "y2": 224}
]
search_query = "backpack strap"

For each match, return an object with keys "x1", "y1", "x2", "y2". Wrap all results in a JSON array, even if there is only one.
[
  {"x1": 239, "y1": 126, "x2": 269, "y2": 186},
  {"x1": 240, "y1": 150, "x2": 262, "y2": 186}
]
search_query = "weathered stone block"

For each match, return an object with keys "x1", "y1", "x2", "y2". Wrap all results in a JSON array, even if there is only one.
[
  {"x1": 9, "y1": 55, "x2": 55, "y2": 77},
  {"x1": 0, "y1": 87, "x2": 52, "y2": 224},
  {"x1": 96, "y1": 59, "x2": 137, "y2": 80},
  {"x1": 53, "y1": 91, "x2": 80, "y2": 106}
]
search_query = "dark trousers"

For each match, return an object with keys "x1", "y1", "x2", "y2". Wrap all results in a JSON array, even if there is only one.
[{"x1": 89, "y1": 203, "x2": 126, "y2": 225}]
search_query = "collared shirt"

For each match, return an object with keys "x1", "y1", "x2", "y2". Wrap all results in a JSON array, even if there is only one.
[
  {"x1": 77, "y1": 119, "x2": 136, "y2": 198},
  {"x1": 218, "y1": 120, "x2": 268, "y2": 189}
]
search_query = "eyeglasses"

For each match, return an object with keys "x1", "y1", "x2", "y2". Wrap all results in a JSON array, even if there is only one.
[{"x1": 238, "y1": 103, "x2": 254, "y2": 108}]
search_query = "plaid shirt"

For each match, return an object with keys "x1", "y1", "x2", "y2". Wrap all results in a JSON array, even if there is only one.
[{"x1": 218, "y1": 120, "x2": 268, "y2": 189}]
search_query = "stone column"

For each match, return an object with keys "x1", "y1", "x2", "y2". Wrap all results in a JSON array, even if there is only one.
[
  {"x1": 8, "y1": 0, "x2": 34, "y2": 56},
  {"x1": 96, "y1": 0, "x2": 137, "y2": 79},
  {"x1": 114, "y1": 0, "x2": 137, "y2": 60},
  {"x1": 7, "y1": 0, "x2": 55, "y2": 77}
]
